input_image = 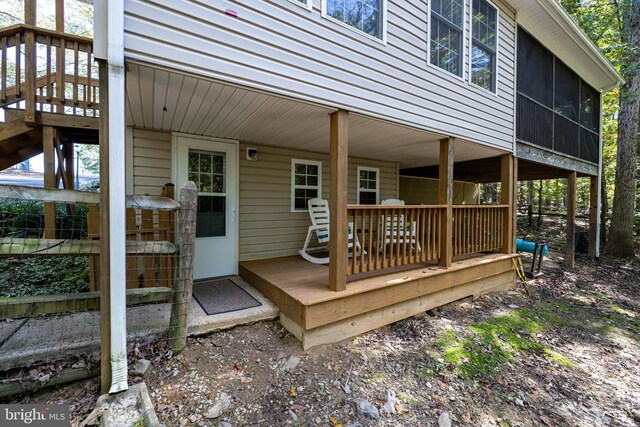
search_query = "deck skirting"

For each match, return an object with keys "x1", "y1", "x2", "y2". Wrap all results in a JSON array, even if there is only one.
[
  {"x1": 281, "y1": 270, "x2": 514, "y2": 350},
  {"x1": 239, "y1": 254, "x2": 516, "y2": 349}
]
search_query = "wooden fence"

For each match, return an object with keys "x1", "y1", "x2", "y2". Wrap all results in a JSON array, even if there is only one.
[
  {"x1": 87, "y1": 184, "x2": 176, "y2": 290},
  {"x1": 0, "y1": 183, "x2": 183, "y2": 319}
]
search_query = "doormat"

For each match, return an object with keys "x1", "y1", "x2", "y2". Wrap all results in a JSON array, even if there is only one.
[{"x1": 192, "y1": 278, "x2": 261, "y2": 316}]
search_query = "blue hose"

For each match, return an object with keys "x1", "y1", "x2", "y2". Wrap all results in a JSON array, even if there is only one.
[{"x1": 516, "y1": 238, "x2": 549, "y2": 255}]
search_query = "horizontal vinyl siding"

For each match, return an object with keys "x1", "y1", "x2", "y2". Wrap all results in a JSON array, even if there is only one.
[
  {"x1": 399, "y1": 176, "x2": 478, "y2": 204},
  {"x1": 131, "y1": 128, "x2": 172, "y2": 195},
  {"x1": 123, "y1": 0, "x2": 516, "y2": 151},
  {"x1": 238, "y1": 142, "x2": 398, "y2": 261}
]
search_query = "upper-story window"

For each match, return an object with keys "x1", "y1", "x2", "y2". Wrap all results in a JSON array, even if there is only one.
[
  {"x1": 470, "y1": 0, "x2": 498, "y2": 92},
  {"x1": 429, "y1": 0, "x2": 464, "y2": 77},
  {"x1": 323, "y1": 0, "x2": 386, "y2": 41},
  {"x1": 288, "y1": 0, "x2": 313, "y2": 10}
]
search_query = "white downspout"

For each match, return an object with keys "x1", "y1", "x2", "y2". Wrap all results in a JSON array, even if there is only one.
[
  {"x1": 107, "y1": 0, "x2": 128, "y2": 394},
  {"x1": 595, "y1": 93, "x2": 604, "y2": 258}
]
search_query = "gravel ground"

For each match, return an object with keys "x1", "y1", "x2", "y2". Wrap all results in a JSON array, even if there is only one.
[{"x1": 5, "y1": 217, "x2": 640, "y2": 427}]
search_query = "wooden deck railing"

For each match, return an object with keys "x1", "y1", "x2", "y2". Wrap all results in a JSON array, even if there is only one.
[
  {"x1": 347, "y1": 205, "x2": 444, "y2": 275},
  {"x1": 0, "y1": 24, "x2": 98, "y2": 122},
  {"x1": 345, "y1": 204, "x2": 509, "y2": 276},
  {"x1": 452, "y1": 205, "x2": 507, "y2": 256}
]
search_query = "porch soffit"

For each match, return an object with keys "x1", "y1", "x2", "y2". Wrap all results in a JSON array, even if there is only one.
[{"x1": 126, "y1": 63, "x2": 505, "y2": 169}]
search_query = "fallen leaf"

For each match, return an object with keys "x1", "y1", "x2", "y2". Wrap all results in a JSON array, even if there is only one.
[
  {"x1": 290, "y1": 386, "x2": 297, "y2": 397},
  {"x1": 394, "y1": 403, "x2": 409, "y2": 414},
  {"x1": 329, "y1": 416, "x2": 342, "y2": 427},
  {"x1": 234, "y1": 364, "x2": 244, "y2": 372},
  {"x1": 462, "y1": 412, "x2": 471, "y2": 423}
]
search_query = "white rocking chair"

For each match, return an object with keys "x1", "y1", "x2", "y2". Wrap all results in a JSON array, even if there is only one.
[
  {"x1": 379, "y1": 199, "x2": 422, "y2": 254},
  {"x1": 299, "y1": 198, "x2": 363, "y2": 264}
]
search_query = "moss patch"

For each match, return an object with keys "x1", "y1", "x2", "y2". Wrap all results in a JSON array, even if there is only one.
[{"x1": 433, "y1": 308, "x2": 576, "y2": 379}]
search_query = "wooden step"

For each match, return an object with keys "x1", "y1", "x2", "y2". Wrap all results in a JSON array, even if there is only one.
[
  {"x1": 0, "y1": 128, "x2": 43, "y2": 170},
  {"x1": 0, "y1": 117, "x2": 35, "y2": 142}
]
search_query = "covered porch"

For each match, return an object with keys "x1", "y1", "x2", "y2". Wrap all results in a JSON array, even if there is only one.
[{"x1": 124, "y1": 63, "x2": 518, "y2": 347}]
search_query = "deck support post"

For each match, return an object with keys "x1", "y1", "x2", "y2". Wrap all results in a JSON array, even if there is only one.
[
  {"x1": 329, "y1": 110, "x2": 349, "y2": 292},
  {"x1": 24, "y1": 0, "x2": 36, "y2": 25},
  {"x1": 43, "y1": 126, "x2": 56, "y2": 239},
  {"x1": 63, "y1": 140, "x2": 75, "y2": 190},
  {"x1": 500, "y1": 154, "x2": 514, "y2": 254},
  {"x1": 438, "y1": 137, "x2": 454, "y2": 268},
  {"x1": 566, "y1": 171, "x2": 577, "y2": 268},
  {"x1": 588, "y1": 175, "x2": 598, "y2": 259}
]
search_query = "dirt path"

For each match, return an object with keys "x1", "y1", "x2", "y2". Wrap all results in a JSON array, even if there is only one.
[{"x1": 9, "y1": 250, "x2": 638, "y2": 427}]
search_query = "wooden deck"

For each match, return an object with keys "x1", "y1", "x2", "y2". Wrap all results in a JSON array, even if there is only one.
[{"x1": 239, "y1": 253, "x2": 517, "y2": 349}]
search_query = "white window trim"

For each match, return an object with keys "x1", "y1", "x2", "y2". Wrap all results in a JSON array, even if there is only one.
[
  {"x1": 291, "y1": 158, "x2": 323, "y2": 212},
  {"x1": 287, "y1": 0, "x2": 313, "y2": 11},
  {"x1": 357, "y1": 166, "x2": 380, "y2": 205},
  {"x1": 427, "y1": 0, "x2": 467, "y2": 82},
  {"x1": 321, "y1": 0, "x2": 388, "y2": 45},
  {"x1": 468, "y1": 0, "x2": 500, "y2": 96}
]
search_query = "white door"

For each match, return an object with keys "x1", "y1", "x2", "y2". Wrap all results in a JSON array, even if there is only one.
[{"x1": 174, "y1": 135, "x2": 238, "y2": 279}]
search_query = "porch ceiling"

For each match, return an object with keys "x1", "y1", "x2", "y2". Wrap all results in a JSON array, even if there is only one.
[{"x1": 126, "y1": 63, "x2": 505, "y2": 169}]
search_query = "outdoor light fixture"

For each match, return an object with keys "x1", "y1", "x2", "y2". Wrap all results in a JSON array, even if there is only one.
[{"x1": 246, "y1": 147, "x2": 258, "y2": 161}]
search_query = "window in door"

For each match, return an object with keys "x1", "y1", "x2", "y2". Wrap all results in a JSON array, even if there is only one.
[{"x1": 188, "y1": 150, "x2": 226, "y2": 238}]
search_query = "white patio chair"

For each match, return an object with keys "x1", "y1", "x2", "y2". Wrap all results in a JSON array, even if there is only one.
[
  {"x1": 379, "y1": 199, "x2": 422, "y2": 254},
  {"x1": 299, "y1": 198, "x2": 363, "y2": 264}
]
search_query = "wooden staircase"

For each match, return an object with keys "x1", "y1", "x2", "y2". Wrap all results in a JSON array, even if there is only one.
[{"x1": 0, "y1": 24, "x2": 100, "y2": 179}]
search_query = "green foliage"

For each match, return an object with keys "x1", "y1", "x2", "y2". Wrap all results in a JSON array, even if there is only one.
[
  {"x1": 414, "y1": 354, "x2": 447, "y2": 378},
  {"x1": 434, "y1": 309, "x2": 574, "y2": 379},
  {"x1": 79, "y1": 144, "x2": 100, "y2": 175},
  {"x1": 0, "y1": 200, "x2": 89, "y2": 239},
  {"x1": 0, "y1": 256, "x2": 90, "y2": 297}
]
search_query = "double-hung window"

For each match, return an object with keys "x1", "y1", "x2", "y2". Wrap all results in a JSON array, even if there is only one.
[
  {"x1": 470, "y1": 0, "x2": 498, "y2": 92},
  {"x1": 288, "y1": 0, "x2": 312, "y2": 10},
  {"x1": 324, "y1": 0, "x2": 385, "y2": 40},
  {"x1": 429, "y1": 0, "x2": 464, "y2": 77},
  {"x1": 292, "y1": 159, "x2": 322, "y2": 212},
  {"x1": 357, "y1": 166, "x2": 379, "y2": 205}
]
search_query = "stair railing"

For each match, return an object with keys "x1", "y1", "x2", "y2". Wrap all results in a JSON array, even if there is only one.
[{"x1": 0, "y1": 24, "x2": 99, "y2": 123}]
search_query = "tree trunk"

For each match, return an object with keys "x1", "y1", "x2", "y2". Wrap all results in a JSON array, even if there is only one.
[
  {"x1": 600, "y1": 172, "x2": 608, "y2": 248},
  {"x1": 527, "y1": 180, "x2": 533, "y2": 226},
  {"x1": 606, "y1": 0, "x2": 640, "y2": 258},
  {"x1": 537, "y1": 180, "x2": 543, "y2": 227}
]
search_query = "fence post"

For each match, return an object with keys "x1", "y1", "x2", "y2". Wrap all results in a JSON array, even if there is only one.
[{"x1": 168, "y1": 181, "x2": 197, "y2": 354}]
